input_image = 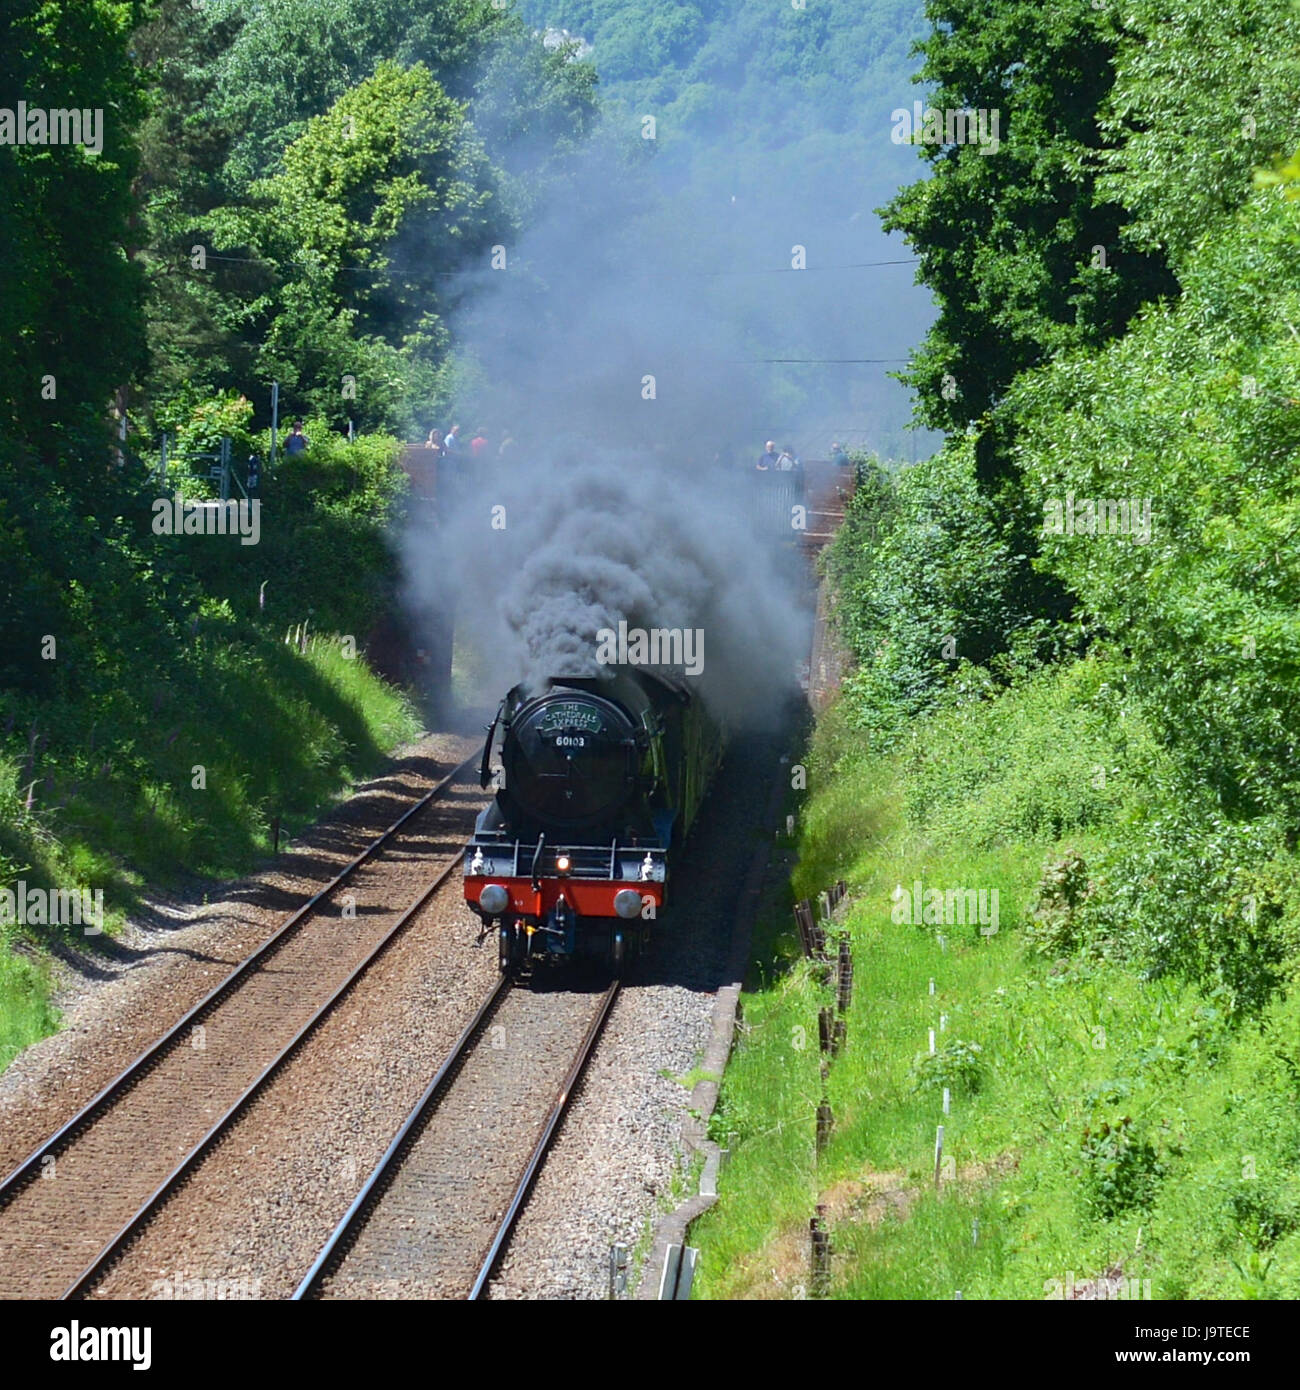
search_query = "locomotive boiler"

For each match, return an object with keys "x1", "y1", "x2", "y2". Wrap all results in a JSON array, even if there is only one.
[{"x1": 464, "y1": 667, "x2": 724, "y2": 969}]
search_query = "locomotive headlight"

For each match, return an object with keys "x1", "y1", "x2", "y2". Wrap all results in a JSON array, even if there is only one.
[
  {"x1": 556, "y1": 855, "x2": 571, "y2": 873},
  {"x1": 613, "y1": 889, "x2": 642, "y2": 919},
  {"x1": 478, "y1": 884, "x2": 509, "y2": 916}
]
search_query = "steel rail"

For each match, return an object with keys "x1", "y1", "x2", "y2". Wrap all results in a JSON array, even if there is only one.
[
  {"x1": 0, "y1": 751, "x2": 478, "y2": 1206},
  {"x1": 291, "y1": 973, "x2": 513, "y2": 1300},
  {"x1": 61, "y1": 842, "x2": 474, "y2": 1300},
  {"x1": 294, "y1": 978, "x2": 619, "y2": 1302},
  {"x1": 467, "y1": 978, "x2": 619, "y2": 1300}
]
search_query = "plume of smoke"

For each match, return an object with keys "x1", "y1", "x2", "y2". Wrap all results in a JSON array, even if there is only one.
[
  {"x1": 402, "y1": 96, "x2": 877, "y2": 724},
  {"x1": 470, "y1": 450, "x2": 808, "y2": 724}
]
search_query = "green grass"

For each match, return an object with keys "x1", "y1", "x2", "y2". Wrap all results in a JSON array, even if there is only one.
[
  {"x1": 0, "y1": 946, "x2": 59, "y2": 1073},
  {"x1": 0, "y1": 629, "x2": 420, "y2": 1075},
  {"x1": 692, "y1": 658, "x2": 1300, "y2": 1300},
  {"x1": 3, "y1": 624, "x2": 420, "y2": 886}
]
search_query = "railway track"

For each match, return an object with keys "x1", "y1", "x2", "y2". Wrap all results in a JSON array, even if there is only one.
[
  {"x1": 0, "y1": 751, "x2": 486, "y2": 1300},
  {"x1": 295, "y1": 974, "x2": 620, "y2": 1301}
]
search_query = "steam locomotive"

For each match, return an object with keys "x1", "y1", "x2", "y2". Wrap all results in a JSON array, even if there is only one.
[{"x1": 463, "y1": 668, "x2": 724, "y2": 970}]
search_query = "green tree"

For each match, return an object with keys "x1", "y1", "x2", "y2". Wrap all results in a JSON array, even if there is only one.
[
  {"x1": 133, "y1": 0, "x2": 598, "y2": 433},
  {"x1": 217, "y1": 61, "x2": 499, "y2": 431},
  {"x1": 827, "y1": 444, "x2": 1057, "y2": 744},
  {"x1": 880, "y1": 0, "x2": 1175, "y2": 443},
  {"x1": 0, "y1": 0, "x2": 149, "y2": 465},
  {"x1": 131, "y1": 0, "x2": 251, "y2": 412},
  {"x1": 1097, "y1": 0, "x2": 1300, "y2": 271},
  {"x1": 1012, "y1": 184, "x2": 1300, "y2": 828},
  {"x1": 201, "y1": 0, "x2": 501, "y2": 193}
]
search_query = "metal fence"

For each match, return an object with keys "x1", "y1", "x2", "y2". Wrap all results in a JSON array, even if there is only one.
[
  {"x1": 747, "y1": 469, "x2": 806, "y2": 542},
  {"x1": 155, "y1": 434, "x2": 254, "y2": 500}
]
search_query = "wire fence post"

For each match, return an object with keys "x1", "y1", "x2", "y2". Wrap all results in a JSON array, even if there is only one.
[
  {"x1": 816, "y1": 1099, "x2": 834, "y2": 1155},
  {"x1": 608, "y1": 1244, "x2": 628, "y2": 1299},
  {"x1": 810, "y1": 1207, "x2": 831, "y2": 1298},
  {"x1": 837, "y1": 934, "x2": 853, "y2": 1014},
  {"x1": 818, "y1": 1006, "x2": 833, "y2": 1054}
]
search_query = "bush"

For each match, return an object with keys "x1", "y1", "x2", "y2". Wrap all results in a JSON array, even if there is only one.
[
  {"x1": 1072, "y1": 794, "x2": 1300, "y2": 1011},
  {"x1": 901, "y1": 658, "x2": 1130, "y2": 850},
  {"x1": 1079, "y1": 1114, "x2": 1165, "y2": 1221},
  {"x1": 827, "y1": 440, "x2": 1063, "y2": 748},
  {"x1": 910, "y1": 1038, "x2": 985, "y2": 1098},
  {"x1": 1028, "y1": 850, "x2": 1094, "y2": 956},
  {"x1": 165, "y1": 390, "x2": 257, "y2": 462}
]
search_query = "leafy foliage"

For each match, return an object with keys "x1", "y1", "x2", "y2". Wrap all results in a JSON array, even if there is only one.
[
  {"x1": 826, "y1": 443, "x2": 1059, "y2": 746},
  {"x1": 1079, "y1": 1114, "x2": 1165, "y2": 1221},
  {"x1": 902, "y1": 660, "x2": 1128, "y2": 851},
  {"x1": 133, "y1": 0, "x2": 598, "y2": 434},
  {"x1": 215, "y1": 60, "x2": 499, "y2": 432},
  {"x1": 0, "y1": 1, "x2": 148, "y2": 462},
  {"x1": 1013, "y1": 187, "x2": 1300, "y2": 832},
  {"x1": 880, "y1": 0, "x2": 1176, "y2": 437},
  {"x1": 910, "y1": 1037, "x2": 985, "y2": 1097},
  {"x1": 1097, "y1": 0, "x2": 1300, "y2": 270},
  {"x1": 1026, "y1": 849, "x2": 1093, "y2": 956}
]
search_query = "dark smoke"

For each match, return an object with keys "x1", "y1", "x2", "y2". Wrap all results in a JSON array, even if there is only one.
[{"x1": 402, "y1": 26, "x2": 931, "y2": 722}]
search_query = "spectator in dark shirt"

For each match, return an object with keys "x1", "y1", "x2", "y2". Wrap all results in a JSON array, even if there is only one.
[
  {"x1": 284, "y1": 420, "x2": 309, "y2": 456},
  {"x1": 756, "y1": 439, "x2": 779, "y2": 470}
]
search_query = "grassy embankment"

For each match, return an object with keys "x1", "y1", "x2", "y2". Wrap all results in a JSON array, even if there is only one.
[
  {"x1": 0, "y1": 420, "x2": 423, "y2": 1070},
  {"x1": 692, "y1": 658, "x2": 1300, "y2": 1300}
]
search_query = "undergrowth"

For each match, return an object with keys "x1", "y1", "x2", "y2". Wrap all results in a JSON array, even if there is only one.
[{"x1": 691, "y1": 657, "x2": 1300, "y2": 1300}]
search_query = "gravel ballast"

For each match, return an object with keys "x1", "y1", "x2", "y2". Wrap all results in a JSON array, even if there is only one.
[
  {"x1": 1, "y1": 723, "x2": 787, "y2": 1301},
  {"x1": 487, "y1": 733, "x2": 782, "y2": 1300}
]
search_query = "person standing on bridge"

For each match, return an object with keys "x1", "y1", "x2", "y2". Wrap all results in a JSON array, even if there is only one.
[
  {"x1": 444, "y1": 423, "x2": 461, "y2": 455},
  {"x1": 425, "y1": 427, "x2": 444, "y2": 457},
  {"x1": 284, "y1": 420, "x2": 309, "y2": 456},
  {"x1": 776, "y1": 444, "x2": 801, "y2": 471},
  {"x1": 756, "y1": 440, "x2": 780, "y2": 470}
]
